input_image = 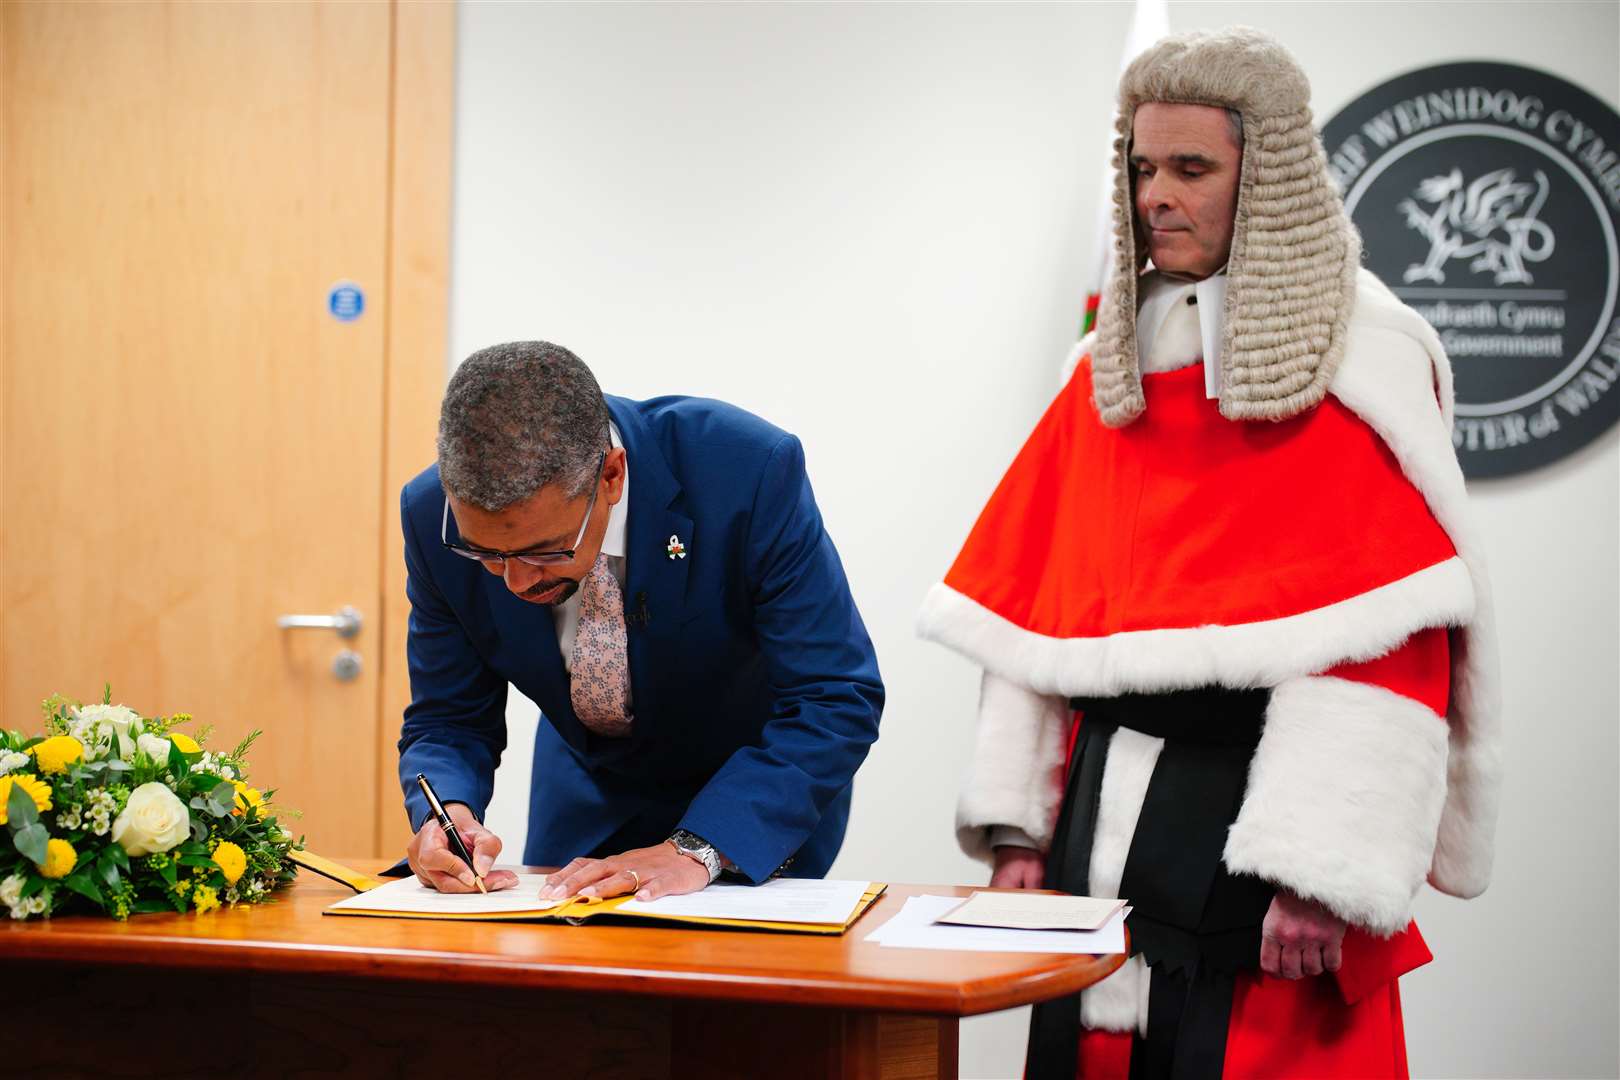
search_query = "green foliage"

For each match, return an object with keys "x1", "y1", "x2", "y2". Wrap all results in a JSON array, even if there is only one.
[{"x1": 1, "y1": 688, "x2": 299, "y2": 922}]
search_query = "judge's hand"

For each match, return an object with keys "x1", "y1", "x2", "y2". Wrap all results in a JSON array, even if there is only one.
[
  {"x1": 407, "y1": 802, "x2": 520, "y2": 893},
  {"x1": 989, "y1": 845, "x2": 1045, "y2": 889},
  {"x1": 1261, "y1": 889, "x2": 1347, "y2": 979},
  {"x1": 540, "y1": 841, "x2": 712, "y2": 903}
]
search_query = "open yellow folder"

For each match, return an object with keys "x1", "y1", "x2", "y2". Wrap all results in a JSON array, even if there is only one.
[
  {"x1": 289, "y1": 849, "x2": 388, "y2": 893},
  {"x1": 294, "y1": 852, "x2": 885, "y2": 936}
]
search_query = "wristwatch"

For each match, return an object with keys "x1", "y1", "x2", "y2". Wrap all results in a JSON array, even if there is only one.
[{"x1": 667, "y1": 829, "x2": 724, "y2": 884}]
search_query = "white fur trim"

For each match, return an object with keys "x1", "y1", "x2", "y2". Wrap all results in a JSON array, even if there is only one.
[
  {"x1": 1330, "y1": 270, "x2": 1502, "y2": 898},
  {"x1": 1082, "y1": 954, "x2": 1152, "y2": 1035},
  {"x1": 919, "y1": 556, "x2": 1473, "y2": 700},
  {"x1": 1079, "y1": 729, "x2": 1162, "y2": 1034},
  {"x1": 1089, "y1": 728, "x2": 1163, "y2": 901},
  {"x1": 988, "y1": 825, "x2": 1040, "y2": 851},
  {"x1": 1224, "y1": 675, "x2": 1450, "y2": 934},
  {"x1": 954, "y1": 672, "x2": 1069, "y2": 864}
]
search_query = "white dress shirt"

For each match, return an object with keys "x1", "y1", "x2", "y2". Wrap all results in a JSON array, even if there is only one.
[{"x1": 1134, "y1": 268, "x2": 1228, "y2": 396}]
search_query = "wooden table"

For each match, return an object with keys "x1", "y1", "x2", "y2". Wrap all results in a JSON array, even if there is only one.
[{"x1": 5, "y1": 863, "x2": 1124, "y2": 1079}]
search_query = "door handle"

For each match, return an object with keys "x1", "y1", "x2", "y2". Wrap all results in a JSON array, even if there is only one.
[{"x1": 277, "y1": 606, "x2": 363, "y2": 639}]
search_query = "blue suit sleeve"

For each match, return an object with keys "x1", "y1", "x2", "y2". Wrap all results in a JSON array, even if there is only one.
[
  {"x1": 396, "y1": 487, "x2": 508, "y2": 834},
  {"x1": 676, "y1": 435, "x2": 884, "y2": 881}
]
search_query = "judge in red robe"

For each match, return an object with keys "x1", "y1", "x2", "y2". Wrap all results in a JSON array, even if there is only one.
[{"x1": 917, "y1": 27, "x2": 1501, "y2": 1080}]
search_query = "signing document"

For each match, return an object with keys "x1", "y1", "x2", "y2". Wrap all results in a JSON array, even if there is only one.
[{"x1": 325, "y1": 873, "x2": 884, "y2": 934}]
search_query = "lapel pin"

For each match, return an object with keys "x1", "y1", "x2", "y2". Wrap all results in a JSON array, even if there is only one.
[{"x1": 666, "y1": 534, "x2": 687, "y2": 560}]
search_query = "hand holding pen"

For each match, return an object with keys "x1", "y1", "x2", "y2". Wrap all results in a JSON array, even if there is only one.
[{"x1": 405, "y1": 774, "x2": 519, "y2": 894}]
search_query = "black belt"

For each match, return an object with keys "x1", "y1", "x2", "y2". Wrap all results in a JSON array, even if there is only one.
[{"x1": 1026, "y1": 687, "x2": 1274, "y2": 1080}]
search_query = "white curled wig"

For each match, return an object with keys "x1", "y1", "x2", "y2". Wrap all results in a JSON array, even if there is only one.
[{"x1": 1092, "y1": 26, "x2": 1362, "y2": 427}]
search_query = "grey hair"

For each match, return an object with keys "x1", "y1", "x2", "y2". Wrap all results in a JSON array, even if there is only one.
[
  {"x1": 437, "y1": 341, "x2": 610, "y2": 511},
  {"x1": 1225, "y1": 107, "x2": 1243, "y2": 146}
]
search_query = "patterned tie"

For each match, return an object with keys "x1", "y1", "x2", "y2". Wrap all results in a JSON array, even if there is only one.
[{"x1": 570, "y1": 553, "x2": 633, "y2": 738}]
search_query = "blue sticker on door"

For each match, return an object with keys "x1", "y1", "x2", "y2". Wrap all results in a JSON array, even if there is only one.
[{"x1": 327, "y1": 282, "x2": 365, "y2": 322}]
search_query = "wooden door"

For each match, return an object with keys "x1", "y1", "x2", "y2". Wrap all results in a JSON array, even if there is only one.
[{"x1": 2, "y1": 1, "x2": 452, "y2": 857}]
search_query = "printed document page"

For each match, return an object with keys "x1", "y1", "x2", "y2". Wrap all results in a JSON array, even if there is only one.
[
  {"x1": 614, "y1": 878, "x2": 872, "y2": 924},
  {"x1": 866, "y1": 895, "x2": 1129, "y2": 954},
  {"x1": 935, "y1": 891, "x2": 1127, "y2": 931},
  {"x1": 327, "y1": 872, "x2": 565, "y2": 916}
]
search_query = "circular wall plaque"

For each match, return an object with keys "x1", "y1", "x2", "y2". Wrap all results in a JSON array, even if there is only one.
[{"x1": 1323, "y1": 63, "x2": 1620, "y2": 478}]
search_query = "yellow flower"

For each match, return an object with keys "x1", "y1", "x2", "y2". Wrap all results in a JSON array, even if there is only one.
[
  {"x1": 230, "y1": 780, "x2": 264, "y2": 816},
  {"x1": 193, "y1": 884, "x2": 220, "y2": 914},
  {"x1": 38, "y1": 838, "x2": 77, "y2": 879},
  {"x1": 30, "y1": 735, "x2": 84, "y2": 775},
  {"x1": 0, "y1": 773, "x2": 52, "y2": 824},
  {"x1": 170, "y1": 732, "x2": 200, "y2": 754},
  {"x1": 212, "y1": 841, "x2": 247, "y2": 885}
]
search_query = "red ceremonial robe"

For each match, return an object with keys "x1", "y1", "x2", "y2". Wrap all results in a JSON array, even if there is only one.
[{"x1": 920, "y1": 324, "x2": 1497, "y2": 1078}]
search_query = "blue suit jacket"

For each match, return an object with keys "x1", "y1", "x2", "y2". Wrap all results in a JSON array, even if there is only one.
[{"x1": 396, "y1": 395, "x2": 884, "y2": 881}]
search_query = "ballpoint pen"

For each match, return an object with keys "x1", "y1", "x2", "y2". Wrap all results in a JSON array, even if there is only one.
[{"x1": 415, "y1": 772, "x2": 487, "y2": 893}]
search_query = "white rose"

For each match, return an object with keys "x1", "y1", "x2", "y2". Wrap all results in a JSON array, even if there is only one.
[
  {"x1": 73, "y1": 704, "x2": 143, "y2": 759},
  {"x1": 136, "y1": 733, "x2": 172, "y2": 762},
  {"x1": 75, "y1": 703, "x2": 140, "y2": 736},
  {"x1": 0, "y1": 750, "x2": 28, "y2": 776},
  {"x1": 111, "y1": 782, "x2": 191, "y2": 856}
]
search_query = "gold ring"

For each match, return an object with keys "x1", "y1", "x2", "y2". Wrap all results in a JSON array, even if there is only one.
[{"x1": 626, "y1": 869, "x2": 640, "y2": 889}]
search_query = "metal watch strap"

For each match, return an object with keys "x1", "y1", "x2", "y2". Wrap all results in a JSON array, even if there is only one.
[{"x1": 667, "y1": 829, "x2": 723, "y2": 884}]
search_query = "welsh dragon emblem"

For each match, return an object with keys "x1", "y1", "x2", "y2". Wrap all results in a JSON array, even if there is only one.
[{"x1": 1398, "y1": 167, "x2": 1556, "y2": 285}]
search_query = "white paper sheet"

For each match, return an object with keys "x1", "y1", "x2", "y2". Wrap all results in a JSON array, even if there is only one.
[
  {"x1": 614, "y1": 878, "x2": 872, "y2": 925},
  {"x1": 935, "y1": 891, "x2": 1127, "y2": 932},
  {"x1": 865, "y1": 895, "x2": 1128, "y2": 954},
  {"x1": 327, "y1": 871, "x2": 567, "y2": 916}
]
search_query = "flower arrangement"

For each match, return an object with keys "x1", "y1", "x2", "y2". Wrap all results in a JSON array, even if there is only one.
[{"x1": 0, "y1": 688, "x2": 300, "y2": 920}]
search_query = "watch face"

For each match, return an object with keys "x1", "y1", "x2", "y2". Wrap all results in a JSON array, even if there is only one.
[{"x1": 670, "y1": 831, "x2": 720, "y2": 880}]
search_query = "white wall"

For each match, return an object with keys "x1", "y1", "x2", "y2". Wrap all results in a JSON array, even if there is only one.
[{"x1": 448, "y1": 4, "x2": 1619, "y2": 1077}]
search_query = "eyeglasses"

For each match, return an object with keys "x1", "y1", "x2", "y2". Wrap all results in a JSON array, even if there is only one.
[{"x1": 441, "y1": 453, "x2": 606, "y2": 570}]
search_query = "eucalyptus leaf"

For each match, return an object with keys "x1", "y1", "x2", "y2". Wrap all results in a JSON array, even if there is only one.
[
  {"x1": 103, "y1": 759, "x2": 131, "y2": 772},
  {"x1": 12, "y1": 822, "x2": 47, "y2": 864},
  {"x1": 189, "y1": 819, "x2": 209, "y2": 843},
  {"x1": 190, "y1": 773, "x2": 224, "y2": 793},
  {"x1": 205, "y1": 784, "x2": 237, "y2": 816},
  {"x1": 6, "y1": 783, "x2": 39, "y2": 831},
  {"x1": 188, "y1": 796, "x2": 222, "y2": 818}
]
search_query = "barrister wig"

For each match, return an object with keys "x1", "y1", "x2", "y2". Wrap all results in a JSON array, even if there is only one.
[{"x1": 1092, "y1": 26, "x2": 1362, "y2": 427}]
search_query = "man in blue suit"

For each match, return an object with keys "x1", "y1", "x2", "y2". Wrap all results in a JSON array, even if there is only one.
[{"x1": 398, "y1": 341, "x2": 883, "y2": 900}]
